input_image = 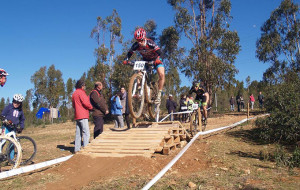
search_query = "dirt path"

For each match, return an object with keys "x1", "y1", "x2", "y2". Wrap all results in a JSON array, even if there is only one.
[
  {"x1": 44, "y1": 113, "x2": 249, "y2": 189},
  {"x1": 2, "y1": 113, "x2": 299, "y2": 190}
]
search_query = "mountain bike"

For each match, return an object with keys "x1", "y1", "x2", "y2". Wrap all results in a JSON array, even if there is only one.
[
  {"x1": 127, "y1": 61, "x2": 160, "y2": 120},
  {"x1": 0, "y1": 116, "x2": 37, "y2": 165},
  {"x1": 189, "y1": 103, "x2": 207, "y2": 136},
  {"x1": 0, "y1": 135, "x2": 22, "y2": 171}
]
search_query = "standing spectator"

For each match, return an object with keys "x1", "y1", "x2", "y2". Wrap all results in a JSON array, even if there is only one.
[
  {"x1": 90, "y1": 81, "x2": 109, "y2": 139},
  {"x1": 240, "y1": 95, "x2": 245, "y2": 111},
  {"x1": 236, "y1": 94, "x2": 241, "y2": 112},
  {"x1": 229, "y1": 96, "x2": 235, "y2": 111},
  {"x1": 179, "y1": 94, "x2": 187, "y2": 122},
  {"x1": 258, "y1": 91, "x2": 264, "y2": 109},
  {"x1": 120, "y1": 87, "x2": 130, "y2": 129},
  {"x1": 72, "y1": 79, "x2": 93, "y2": 153},
  {"x1": 166, "y1": 94, "x2": 177, "y2": 121},
  {"x1": 249, "y1": 94, "x2": 255, "y2": 110},
  {"x1": 111, "y1": 92, "x2": 124, "y2": 128},
  {"x1": 187, "y1": 96, "x2": 194, "y2": 111}
]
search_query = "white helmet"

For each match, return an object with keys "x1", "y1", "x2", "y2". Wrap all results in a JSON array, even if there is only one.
[{"x1": 13, "y1": 94, "x2": 24, "y2": 103}]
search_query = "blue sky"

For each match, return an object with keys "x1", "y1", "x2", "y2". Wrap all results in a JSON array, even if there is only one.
[{"x1": 0, "y1": 0, "x2": 287, "y2": 101}]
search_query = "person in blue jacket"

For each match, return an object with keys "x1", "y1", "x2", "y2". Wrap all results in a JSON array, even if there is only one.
[
  {"x1": 1, "y1": 94, "x2": 25, "y2": 134},
  {"x1": 110, "y1": 92, "x2": 124, "y2": 128}
]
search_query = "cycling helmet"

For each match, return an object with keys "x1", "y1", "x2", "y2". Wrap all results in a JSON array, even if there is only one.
[
  {"x1": 13, "y1": 94, "x2": 24, "y2": 103},
  {"x1": 193, "y1": 81, "x2": 200, "y2": 88},
  {"x1": 134, "y1": 28, "x2": 146, "y2": 40},
  {"x1": 0, "y1": 68, "x2": 9, "y2": 76}
]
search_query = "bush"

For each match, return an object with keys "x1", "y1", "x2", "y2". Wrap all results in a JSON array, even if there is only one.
[{"x1": 255, "y1": 72, "x2": 300, "y2": 144}]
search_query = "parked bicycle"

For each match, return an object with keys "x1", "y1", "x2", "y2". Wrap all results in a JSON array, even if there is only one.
[
  {"x1": 0, "y1": 135, "x2": 22, "y2": 171},
  {"x1": 0, "y1": 116, "x2": 37, "y2": 166},
  {"x1": 127, "y1": 60, "x2": 160, "y2": 120},
  {"x1": 189, "y1": 103, "x2": 207, "y2": 136}
]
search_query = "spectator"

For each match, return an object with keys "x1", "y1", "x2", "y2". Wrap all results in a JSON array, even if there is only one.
[
  {"x1": 90, "y1": 81, "x2": 109, "y2": 139},
  {"x1": 120, "y1": 87, "x2": 130, "y2": 129},
  {"x1": 111, "y1": 92, "x2": 124, "y2": 128},
  {"x1": 249, "y1": 94, "x2": 255, "y2": 110},
  {"x1": 229, "y1": 96, "x2": 235, "y2": 111},
  {"x1": 1, "y1": 94, "x2": 25, "y2": 135},
  {"x1": 0, "y1": 68, "x2": 9, "y2": 87},
  {"x1": 258, "y1": 91, "x2": 264, "y2": 109},
  {"x1": 72, "y1": 79, "x2": 93, "y2": 153},
  {"x1": 166, "y1": 94, "x2": 177, "y2": 121},
  {"x1": 240, "y1": 95, "x2": 245, "y2": 111},
  {"x1": 187, "y1": 96, "x2": 194, "y2": 112},
  {"x1": 179, "y1": 94, "x2": 187, "y2": 122},
  {"x1": 236, "y1": 94, "x2": 241, "y2": 112}
]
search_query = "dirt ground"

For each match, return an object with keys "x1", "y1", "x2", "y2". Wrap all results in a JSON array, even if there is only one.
[{"x1": 0, "y1": 113, "x2": 299, "y2": 190}]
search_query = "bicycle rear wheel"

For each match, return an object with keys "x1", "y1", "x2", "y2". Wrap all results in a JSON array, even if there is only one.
[
  {"x1": 128, "y1": 73, "x2": 145, "y2": 119},
  {"x1": 0, "y1": 136, "x2": 22, "y2": 171},
  {"x1": 8, "y1": 136, "x2": 37, "y2": 165},
  {"x1": 147, "y1": 82, "x2": 159, "y2": 119}
]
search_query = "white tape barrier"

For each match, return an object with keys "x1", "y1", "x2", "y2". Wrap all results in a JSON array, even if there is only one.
[
  {"x1": 142, "y1": 114, "x2": 269, "y2": 190},
  {"x1": 0, "y1": 155, "x2": 73, "y2": 180},
  {"x1": 160, "y1": 107, "x2": 212, "y2": 122}
]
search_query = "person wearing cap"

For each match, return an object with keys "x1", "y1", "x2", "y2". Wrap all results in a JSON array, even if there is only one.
[
  {"x1": 166, "y1": 94, "x2": 177, "y2": 121},
  {"x1": 72, "y1": 79, "x2": 93, "y2": 153},
  {"x1": 0, "y1": 68, "x2": 9, "y2": 87}
]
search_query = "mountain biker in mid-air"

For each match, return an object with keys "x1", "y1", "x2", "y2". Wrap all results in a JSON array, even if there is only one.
[
  {"x1": 189, "y1": 81, "x2": 209, "y2": 124},
  {"x1": 0, "y1": 68, "x2": 9, "y2": 87},
  {"x1": 123, "y1": 28, "x2": 165, "y2": 104}
]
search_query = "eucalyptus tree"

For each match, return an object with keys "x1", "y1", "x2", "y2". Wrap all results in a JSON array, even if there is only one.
[
  {"x1": 159, "y1": 26, "x2": 184, "y2": 97},
  {"x1": 30, "y1": 65, "x2": 65, "y2": 108},
  {"x1": 90, "y1": 9, "x2": 123, "y2": 96},
  {"x1": 256, "y1": 0, "x2": 299, "y2": 84},
  {"x1": 168, "y1": 0, "x2": 240, "y2": 105}
]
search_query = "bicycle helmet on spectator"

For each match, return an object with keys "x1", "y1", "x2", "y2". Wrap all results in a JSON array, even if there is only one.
[
  {"x1": 134, "y1": 28, "x2": 146, "y2": 40},
  {"x1": 0, "y1": 68, "x2": 9, "y2": 76},
  {"x1": 13, "y1": 94, "x2": 24, "y2": 103}
]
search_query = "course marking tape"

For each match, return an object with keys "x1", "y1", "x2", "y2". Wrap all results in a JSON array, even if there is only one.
[
  {"x1": 0, "y1": 155, "x2": 73, "y2": 179},
  {"x1": 142, "y1": 114, "x2": 269, "y2": 190}
]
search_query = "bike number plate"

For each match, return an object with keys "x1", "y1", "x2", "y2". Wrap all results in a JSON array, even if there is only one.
[
  {"x1": 133, "y1": 61, "x2": 146, "y2": 70},
  {"x1": 192, "y1": 103, "x2": 199, "y2": 110}
]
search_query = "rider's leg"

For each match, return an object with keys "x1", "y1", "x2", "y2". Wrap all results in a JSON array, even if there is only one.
[{"x1": 155, "y1": 66, "x2": 165, "y2": 103}]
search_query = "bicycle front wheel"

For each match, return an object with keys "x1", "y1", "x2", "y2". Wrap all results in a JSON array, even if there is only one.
[
  {"x1": 9, "y1": 136, "x2": 37, "y2": 165},
  {"x1": 189, "y1": 112, "x2": 199, "y2": 136},
  {"x1": 0, "y1": 136, "x2": 22, "y2": 171},
  {"x1": 128, "y1": 73, "x2": 145, "y2": 119}
]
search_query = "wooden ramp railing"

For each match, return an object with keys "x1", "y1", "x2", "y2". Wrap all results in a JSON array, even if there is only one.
[{"x1": 80, "y1": 121, "x2": 190, "y2": 157}]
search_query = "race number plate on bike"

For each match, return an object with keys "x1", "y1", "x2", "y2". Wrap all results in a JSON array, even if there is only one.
[
  {"x1": 133, "y1": 61, "x2": 146, "y2": 70},
  {"x1": 192, "y1": 103, "x2": 199, "y2": 110}
]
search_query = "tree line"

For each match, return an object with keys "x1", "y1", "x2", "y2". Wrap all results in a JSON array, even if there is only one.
[{"x1": 0, "y1": 1, "x2": 299, "y2": 151}]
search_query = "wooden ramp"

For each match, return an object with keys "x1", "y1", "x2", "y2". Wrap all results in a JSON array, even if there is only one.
[{"x1": 80, "y1": 121, "x2": 190, "y2": 157}]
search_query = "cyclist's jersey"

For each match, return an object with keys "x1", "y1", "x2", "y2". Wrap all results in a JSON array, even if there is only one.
[
  {"x1": 189, "y1": 86, "x2": 207, "y2": 103},
  {"x1": 127, "y1": 38, "x2": 161, "y2": 61}
]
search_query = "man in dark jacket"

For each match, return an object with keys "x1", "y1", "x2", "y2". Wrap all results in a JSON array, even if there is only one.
[
  {"x1": 166, "y1": 94, "x2": 177, "y2": 121},
  {"x1": 120, "y1": 87, "x2": 130, "y2": 129},
  {"x1": 90, "y1": 81, "x2": 109, "y2": 139}
]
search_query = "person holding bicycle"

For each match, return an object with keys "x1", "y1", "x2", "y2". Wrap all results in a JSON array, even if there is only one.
[
  {"x1": 1, "y1": 94, "x2": 25, "y2": 135},
  {"x1": 189, "y1": 81, "x2": 209, "y2": 124},
  {"x1": 0, "y1": 68, "x2": 9, "y2": 87},
  {"x1": 123, "y1": 28, "x2": 165, "y2": 104}
]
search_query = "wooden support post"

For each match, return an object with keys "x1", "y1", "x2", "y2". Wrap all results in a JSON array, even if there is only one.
[
  {"x1": 247, "y1": 102, "x2": 250, "y2": 123},
  {"x1": 133, "y1": 117, "x2": 136, "y2": 128},
  {"x1": 198, "y1": 107, "x2": 202, "y2": 132}
]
